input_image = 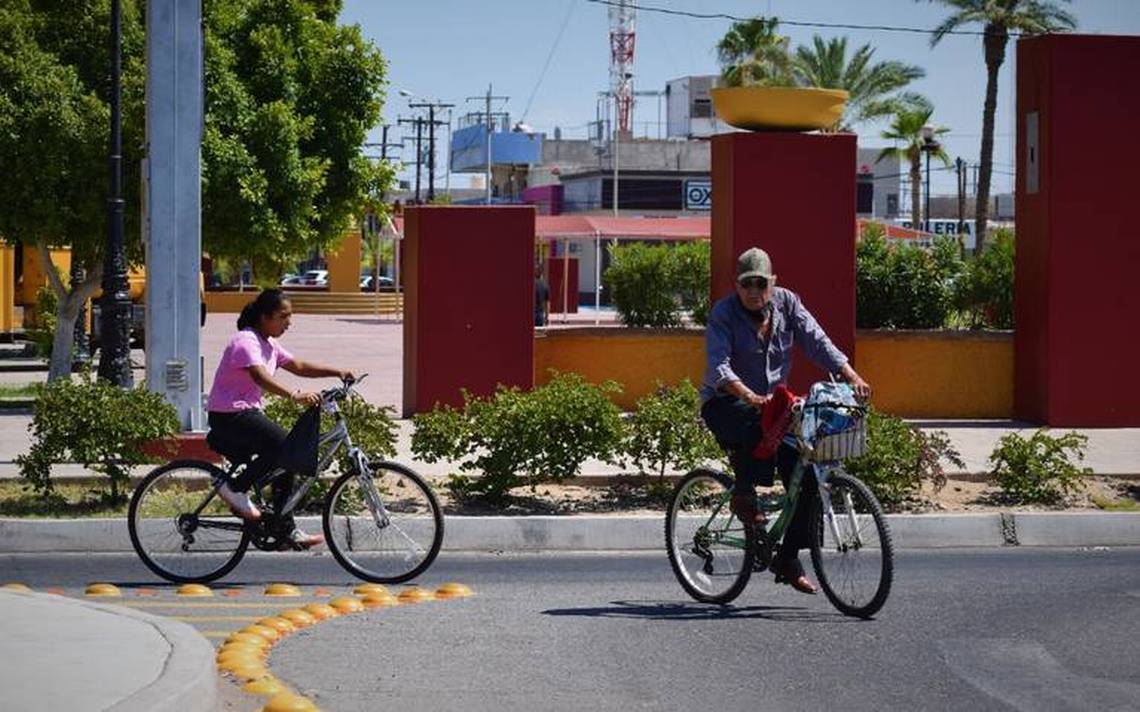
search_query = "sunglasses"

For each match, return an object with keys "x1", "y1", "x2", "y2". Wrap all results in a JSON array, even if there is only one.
[{"x1": 738, "y1": 277, "x2": 769, "y2": 291}]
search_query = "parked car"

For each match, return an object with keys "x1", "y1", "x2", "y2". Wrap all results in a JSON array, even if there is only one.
[
  {"x1": 300, "y1": 269, "x2": 328, "y2": 286},
  {"x1": 279, "y1": 273, "x2": 302, "y2": 287},
  {"x1": 360, "y1": 275, "x2": 395, "y2": 291}
]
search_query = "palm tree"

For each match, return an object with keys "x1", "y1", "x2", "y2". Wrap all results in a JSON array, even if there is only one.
[
  {"x1": 877, "y1": 105, "x2": 951, "y2": 231},
  {"x1": 716, "y1": 18, "x2": 794, "y2": 87},
  {"x1": 927, "y1": 0, "x2": 1076, "y2": 252},
  {"x1": 792, "y1": 35, "x2": 927, "y2": 130}
]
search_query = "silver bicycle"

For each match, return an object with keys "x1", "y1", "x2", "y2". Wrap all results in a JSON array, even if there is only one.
[{"x1": 128, "y1": 375, "x2": 444, "y2": 584}]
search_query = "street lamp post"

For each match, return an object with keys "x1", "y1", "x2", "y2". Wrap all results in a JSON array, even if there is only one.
[{"x1": 97, "y1": 0, "x2": 133, "y2": 387}]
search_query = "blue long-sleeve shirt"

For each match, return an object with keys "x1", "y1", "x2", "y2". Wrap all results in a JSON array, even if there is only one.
[{"x1": 700, "y1": 288, "x2": 849, "y2": 404}]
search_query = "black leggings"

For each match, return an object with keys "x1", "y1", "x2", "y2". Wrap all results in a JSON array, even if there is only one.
[
  {"x1": 700, "y1": 393, "x2": 818, "y2": 554},
  {"x1": 207, "y1": 409, "x2": 294, "y2": 520}
]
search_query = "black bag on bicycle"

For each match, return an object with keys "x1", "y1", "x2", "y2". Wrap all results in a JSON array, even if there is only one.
[{"x1": 279, "y1": 406, "x2": 320, "y2": 477}]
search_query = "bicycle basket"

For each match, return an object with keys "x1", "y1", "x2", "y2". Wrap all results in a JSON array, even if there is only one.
[{"x1": 810, "y1": 413, "x2": 867, "y2": 462}]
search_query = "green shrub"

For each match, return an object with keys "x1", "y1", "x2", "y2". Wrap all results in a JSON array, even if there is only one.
[
  {"x1": 263, "y1": 393, "x2": 397, "y2": 474},
  {"x1": 672, "y1": 241, "x2": 711, "y2": 326},
  {"x1": 856, "y1": 227, "x2": 955, "y2": 329},
  {"x1": 28, "y1": 285, "x2": 58, "y2": 358},
  {"x1": 842, "y1": 408, "x2": 964, "y2": 510},
  {"x1": 16, "y1": 373, "x2": 180, "y2": 504},
  {"x1": 412, "y1": 372, "x2": 625, "y2": 503},
  {"x1": 989, "y1": 429, "x2": 1089, "y2": 505},
  {"x1": 954, "y1": 228, "x2": 1014, "y2": 329},
  {"x1": 624, "y1": 380, "x2": 722, "y2": 477},
  {"x1": 605, "y1": 242, "x2": 681, "y2": 328}
]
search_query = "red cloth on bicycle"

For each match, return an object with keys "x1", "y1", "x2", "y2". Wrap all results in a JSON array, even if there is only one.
[{"x1": 752, "y1": 385, "x2": 797, "y2": 459}]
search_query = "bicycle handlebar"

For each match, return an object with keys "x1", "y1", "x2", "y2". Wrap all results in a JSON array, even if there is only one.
[{"x1": 320, "y1": 373, "x2": 369, "y2": 403}]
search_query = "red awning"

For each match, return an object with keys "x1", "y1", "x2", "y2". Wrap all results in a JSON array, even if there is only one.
[
  {"x1": 857, "y1": 218, "x2": 935, "y2": 241},
  {"x1": 387, "y1": 214, "x2": 710, "y2": 241}
]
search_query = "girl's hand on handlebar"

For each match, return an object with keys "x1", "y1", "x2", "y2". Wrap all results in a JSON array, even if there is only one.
[
  {"x1": 291, "y1": 390, "x2": 320, "y2": 407},
  {"x1": 338, "y1": 369, "x2": 356, "y2": 383}
]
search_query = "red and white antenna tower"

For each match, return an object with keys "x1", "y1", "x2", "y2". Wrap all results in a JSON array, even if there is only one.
[{"x1": 609, "y1": 0, "x2": 636, "y2": 136}]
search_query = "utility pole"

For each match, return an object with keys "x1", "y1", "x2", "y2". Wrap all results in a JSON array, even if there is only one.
[
  {"x1": 956, "y1": 157, "x2": 967, "y2": 251},
  {"x1": 466, "y1": 85, "x2": 508, "y2": 204},
  {"x1": 398, "y1": 116, "x2": 424, "y2": 203},
  {"x1": 408, "y1": 101, "x2": 454, "y2": 203}
]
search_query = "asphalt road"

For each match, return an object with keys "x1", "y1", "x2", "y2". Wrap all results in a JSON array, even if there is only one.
[{"x1": 3, "y1": 548, "x2": 1140, "y2": 712}]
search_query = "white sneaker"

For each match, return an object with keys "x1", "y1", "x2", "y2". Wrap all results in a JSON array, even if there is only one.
[
  {"x1": 216, "y1": 482, "x2": 261, "y2": 522},
  {"x1": 288, "y1": 528, "x2": 325, "y2": 550}
]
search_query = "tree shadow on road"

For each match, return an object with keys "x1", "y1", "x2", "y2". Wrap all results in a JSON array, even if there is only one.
[{"x1": 541, "y1": 599, "x2": 855, "y2": 624}]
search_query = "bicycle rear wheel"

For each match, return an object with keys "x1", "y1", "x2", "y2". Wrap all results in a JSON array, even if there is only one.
[
  {"x1": 323, "y1": 460, "x2": 443, "y2": 583},
  {"x1": 809, "y1": 470, "x2": 893, "y2": 618},
  {"x1": 665, "y1": 469, "x2": 754, "y2": 604},
  {"x1": 128, "y1": 460, "x2": 250, "y2": 584}
]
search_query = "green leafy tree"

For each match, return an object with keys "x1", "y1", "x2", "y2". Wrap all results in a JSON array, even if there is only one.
[
  {"x1": 926, "y1": 0, "x2": 1075, "y2": 252},
  {"x1": 624, "y1": 380, "x2": 722, "y2": 478},
  {"x1": 876, "y1": 104, "x2": 950, "y2": 230},
  {"x1": 791, "y1": 35, "x2": 926, "y2": 129},
  {"x1": 0, "y1": 0, "x2": 392, "y2": 380},
  {"x1": 202, "y1": 0, "x2": 393, "y2": 277},
  {"x1": 0, "y1": 0, "x2": 145, "y2": 381},
  {"x1": 716, "y1": 17, "x2": 795, "y2": 88},
  {"x1": 953, "y1": 227, "x2": 1014, "y2": 328}
]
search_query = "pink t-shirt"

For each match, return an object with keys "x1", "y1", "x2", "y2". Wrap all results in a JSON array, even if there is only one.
[{"x1": 206, "y1": 329, "x2": 294, "y2": 412}]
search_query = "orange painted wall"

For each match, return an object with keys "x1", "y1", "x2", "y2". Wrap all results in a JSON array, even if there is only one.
[
  {"x1": 534, "y1": 327, "x2": 1014, "y2": 417},
  {"x1": 326, "y1": 229, "x2": 362, "y2": 293}
]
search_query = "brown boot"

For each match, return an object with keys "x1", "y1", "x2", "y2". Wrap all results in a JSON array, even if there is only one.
[{"x1": 773, "y1": 555, "x2": 818, "y2": 595}]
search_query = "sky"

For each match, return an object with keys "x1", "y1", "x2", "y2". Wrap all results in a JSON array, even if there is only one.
[{"x1": 341, "y1": 0, "x2": 1140, "y2": 196}]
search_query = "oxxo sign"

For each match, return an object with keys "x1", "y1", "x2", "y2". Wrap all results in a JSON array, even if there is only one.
[{"x1": 685, "y1": 180, "x2": 712, "y2": 211}]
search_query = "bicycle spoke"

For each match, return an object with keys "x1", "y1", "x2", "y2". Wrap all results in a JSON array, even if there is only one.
[
  {"x1": 811, "y1": 473, "x2": 893, "y2": 618},
  {"x1": 666, "y1": 470, "x2": 753, "y2": 604}
]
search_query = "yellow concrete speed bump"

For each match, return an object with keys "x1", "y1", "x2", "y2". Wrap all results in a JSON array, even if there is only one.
[
  {"x1": 257, "y1": 617, "x2": 296, "y2": 634},
  {"x1": 360, "y1": 593, "x2": 400, "y2": 609},
  {"x1": 228, "y1": 661, "x2": 271, "y2": 682},
  {"x1": 353, "y1": 583, "x2": 389, "y2": 596},
  {"x1": 2, "y1": 583, "x2": 31, "y2": 591},
  {"x1": 244, "y1": 676, "x2": 291, "y2": 698},
  {"x1": 278, "y1": 609, "x2": 317, "y2": 628},
  {"x1": 241, "y1": 624, "x2": 281, "y2": 643},
  {"x1": 262, "y1": 692, "x2": 319, "y2": 712},
  {"x1": 397, "y1": 587, "x2": 435, "y2": 604},
  {"x1": 227, "y1": 632, "x2": 272, "y2": 649},
  {"x1": 302, "y1": 603, "x2": 338, "y2": 620},
  {"x1": 264, "y1": 583, "x2": 302, "y2": 597},
  {"x1": 85, "y1": 583, "x2": 122, "y2": 597},
  {"x1": 435, "y1": 583, "x2": 474, "y2": 599},
  {"x1": 177, "y1": 583, "x2": 213, "y2": 597},
  {"x1": 217, "y1": 651, "x2": 264, "y2": 670},
  {"x1": 329, "y1": 596, "x2": 364, "y2": 614}
]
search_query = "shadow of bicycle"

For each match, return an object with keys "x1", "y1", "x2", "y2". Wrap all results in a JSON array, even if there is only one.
[{"x1": 541, "y1": 599, "x2": 854, "y2": 624}]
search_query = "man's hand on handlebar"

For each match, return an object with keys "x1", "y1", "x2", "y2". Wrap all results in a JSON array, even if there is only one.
[{"x1": 839, "y1": 363, "x2": 872, "y2": 401}]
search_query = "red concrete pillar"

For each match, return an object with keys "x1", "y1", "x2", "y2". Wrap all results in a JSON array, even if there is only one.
[
  {"x1": 402, "y1": 206, "x2": 535, "y2": 416},
  {"x1": 1015, "y1": 35, "x2": 1140, "y2": 426},
  {"x1": 711, "y1": 132, "x2": 856, "y2": 393},
  {"x1": 547, "y1": 257, "x2": 579, "y2": 313}
]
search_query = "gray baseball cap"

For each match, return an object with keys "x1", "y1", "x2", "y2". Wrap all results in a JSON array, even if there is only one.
[{"x1": 736, "y1": 247, "x2": 774, "y2": 283}]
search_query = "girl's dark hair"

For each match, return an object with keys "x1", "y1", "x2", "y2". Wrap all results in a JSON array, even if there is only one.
[{"x1": 237, "y1": 289, "x2": 288, "y2": 331}]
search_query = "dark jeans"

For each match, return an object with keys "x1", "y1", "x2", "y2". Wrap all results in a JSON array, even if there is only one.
[
  {"x1": 700, "y1": 393, "x2": 818, "y2": 554},
  {"x1": 207, "y1": 409, "x2": 294, "y2": 522}
]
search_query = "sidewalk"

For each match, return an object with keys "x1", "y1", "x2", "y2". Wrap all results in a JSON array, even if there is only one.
[{"x1": 0, "y1": 589, "x2": 216, "y2": 711}]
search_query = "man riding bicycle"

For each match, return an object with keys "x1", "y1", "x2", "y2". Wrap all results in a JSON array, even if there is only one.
[{"x1": 700, "y1": 247, "x2": 871, "y2": 595}]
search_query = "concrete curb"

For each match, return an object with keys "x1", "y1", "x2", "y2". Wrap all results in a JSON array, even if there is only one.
[
  {"x1": 1, "y1": 513, "x2": 1138, "y2": 552},
  {"x1": 1, "y1": 590, "x2": 216, "y2": 712}
]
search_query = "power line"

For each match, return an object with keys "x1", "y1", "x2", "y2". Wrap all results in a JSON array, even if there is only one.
[
  {"x1": 583, "y1": 0, "x2": 1025, "y2": 38},
  {"x1": 521, "y1": 0, "x2": 577, "y2": 123}
]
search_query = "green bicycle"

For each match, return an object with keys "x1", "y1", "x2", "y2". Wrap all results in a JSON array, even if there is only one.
[{"x1": 665, "y1": 385, "x2": 894, "y2": 618}]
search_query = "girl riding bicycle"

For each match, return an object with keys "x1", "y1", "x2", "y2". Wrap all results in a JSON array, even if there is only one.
[{"x1": 206, "y1": 288, "x2": 354, "y2": 549}]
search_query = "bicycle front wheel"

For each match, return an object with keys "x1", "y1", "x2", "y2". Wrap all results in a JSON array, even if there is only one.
[
  {"x1": 665, "y1": 469, "x2": 754, "y2": 604},
  {"x1": 323, "y1": 460, "x2": 444, "y2": 583},
  {"x1": 809, "y1": 471, "x2": 894, "y2": 618},
  {"x1": 128, "y1": 460, "x2": 250, "y2": 584}
]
